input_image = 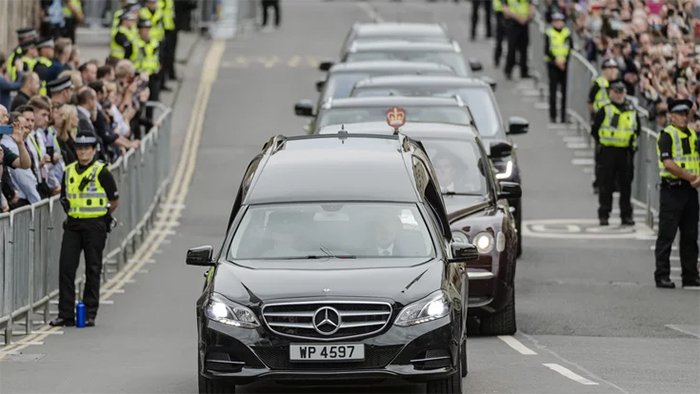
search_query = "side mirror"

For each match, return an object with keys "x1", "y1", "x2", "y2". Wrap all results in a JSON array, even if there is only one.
[
  {"x1": 497, "y1": 181, "x2": 522, "y2": 200},
  {"x1": 489, "y1": 140, "x2": 512, "y2": 158},
  {"x1": 479, "y1": 75, "x2": 497, "y2": 91},
  {"x1": 186, "y1": 246, "x2": 214, "y2": 266},
  {"x1": 319, "y1": 61, "x2": 334, "y2": 71},
  {"x1": 449, "y1": 242, "x2": 479, "y2": 263},
  {"x1": 315, "y1": 80, "x2": 326, "y2": 92},
  {"x1": 468, "y1": 58, "x2": 483, "y2": 72},
  {"x1": 507, "y1": 116, "x2": 529, "y2": 134},
  {"x1": 294, "y1": 100, "x2": 314, "y2": 117}
]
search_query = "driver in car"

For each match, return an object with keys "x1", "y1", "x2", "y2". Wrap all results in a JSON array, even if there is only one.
[
  {"x1": 262, "y1": 212, "x2": 303, "y2": 258},
  {"x1": 371, "y1": 214, "x2": 405, "y2": 257}
]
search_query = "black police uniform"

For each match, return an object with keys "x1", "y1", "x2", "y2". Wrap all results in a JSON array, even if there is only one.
[
  {"x1": 504, "y1": 0, "x2": 533, "y2": 79},
  {"x1": 588, "y1": 58, "x2": 619, "y2": 194},
  {"x1": 655, "y1": 100, "x2": 700, "y2": 289},
  {"x1": 471, "y1": 0, "x2": 493, "y2": 40},
  {"x1": 591, "y1": 82, "x2": 640, "y2": 225},
  {"x1": 262, "y1": 0, "x2": 281, "y2": 28},
  {"x1": 50, "y1": 133, "x2": 118, "y2": 327}
]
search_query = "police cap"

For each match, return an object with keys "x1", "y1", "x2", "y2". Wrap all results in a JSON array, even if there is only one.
[
  {"x1": 120, "y1": 11, "x2": 139, "y2": 21},
  {"x1": 16, "y1": 27, "x2": 37, "y2": 39},
  {"x1": 35, "y1": 37, "x2": 55, "y2": 49},
  {"x1": 601, "y1": 58, "x2": 618, "y2": 69},
  {"x1": 138, "y1": 18, "x2": 153, "y2": 29},
  {"x1": 74, "y1": 131, "x2": 99, "y2": 147},
  {"x1": 46, "y1": 76, "x2": 73, "y2": 94},
  {"x1": 609, "y1": 80, "x2": 626, "y2": 92},
  {"x1": 669, "y1": 99, "x2": 693, "y2": 114},
  {"x1": 551, "y1": 12, "x2": 566, "y2": 21},
  {"x1": 20, "y1": 38, "x2": 37, "y2": 50}
]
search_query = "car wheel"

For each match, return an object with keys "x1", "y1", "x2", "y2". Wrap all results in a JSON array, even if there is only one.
[
  {"x1": 460, "y1": 340, "x2": 468, "y2": 378},
  {"x1": 426, "y1": 369, "x2": 463, "y2": 394},
  {"x1": 199, "y1": 375, "x2": 234, "y2": 394},
  {"x1": 480, "y1": 289, "x2": 516, "y2": 336}
]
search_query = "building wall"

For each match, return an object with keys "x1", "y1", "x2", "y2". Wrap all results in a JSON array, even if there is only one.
[{"x1": 0, "y1": 0, "x2": 39, "y2": 55}]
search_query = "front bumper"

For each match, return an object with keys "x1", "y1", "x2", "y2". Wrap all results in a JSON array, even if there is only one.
[{"x1": 199, "y1": 317, "x2": 459, "y2": 386}]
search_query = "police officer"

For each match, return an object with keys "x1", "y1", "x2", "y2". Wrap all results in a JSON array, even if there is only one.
[
  {"x1": 503, "y1": 0, "x2": 535, "y2": 80},
  {"x1": 493, "y1": 0, "x2": 506, "y2": 67},
  {"x1": 6, "y1": 27, "x2": 37, "y2": 82},
  {"x1": 112, "y1": 0, "x2": 140, "y2": 35},
  {"x1": 49, "y1": 132, "x2": 119, "y2": 327},
  {"x1": 135, "y1": 18, "x2": 161, "y2": 119},
  {"x1": 110, "y1": 12, "x2": 139, "y2": 61},
  {"x1": 32, "y1": 37, "x2": 56, "y2": 96},
  {"x1": 654, "y1": 99, "x2": 700, "y2": 289},
  {"x1": 160, "y1": 0, "x2": 177, "y2": 88},
  {"x1": 62, "y1": 0, "x2": 84, "y2": 44},
  {"x1": 591, "y1": 81, "x2": 639, "y2": 226},
  {"x1": 544, "y1": 12, "x2": 572, "y2": 124},
  {"x1": 588, "y1": 58, "x2": 619, "y2": 194}
]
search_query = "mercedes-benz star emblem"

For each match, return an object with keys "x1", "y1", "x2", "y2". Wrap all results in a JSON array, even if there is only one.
[{"x1": 312, "y1": 307, "x2": 341, "y2": 335}]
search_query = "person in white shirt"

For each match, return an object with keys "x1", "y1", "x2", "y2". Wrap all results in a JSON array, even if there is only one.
[
  {"x1": 1, "y1": 112, "x2": 41, "y2": 204},
  {"x1": 29, "y1": 96, "x2": 61, "y2": 195},
  {"x1": 373, "y1": 214, "x2": 403, "y2": 257}
]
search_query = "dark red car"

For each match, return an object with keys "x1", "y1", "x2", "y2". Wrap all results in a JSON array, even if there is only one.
[{"x1": 317, "y1": 120, "x2": 521, "y2": 335}]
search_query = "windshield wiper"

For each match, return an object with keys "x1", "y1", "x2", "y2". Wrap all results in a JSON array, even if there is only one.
[{"x1": 320, "y1": 244, "x2": 357, "y2": 259}]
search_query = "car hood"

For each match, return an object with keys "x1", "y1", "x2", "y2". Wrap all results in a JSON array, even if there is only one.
[
  {"x1": 213, "y1": 258, "x2": 445, "y2": 306},
  {"x1": 443, "y1": 194, "x2": 489, "y2": 214}
]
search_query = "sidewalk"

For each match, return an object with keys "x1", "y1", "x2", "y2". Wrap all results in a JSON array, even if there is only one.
[{"x1": 74, "y1": 27, "x2": 202, "y2": 109}]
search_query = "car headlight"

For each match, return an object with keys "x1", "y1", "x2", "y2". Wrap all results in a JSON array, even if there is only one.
[
  {"x1": 205, "y1": 294, "x2": 260, "y2": 328},
  {"x1": 495, "y1": 159, "x2": 514, "y2": 180},
  {"x1": 474, "y1": 232, "x2": 494, "y2": 254},
  {"x1": 395, "y1": 291, "x2": 450, "y2": 327}
]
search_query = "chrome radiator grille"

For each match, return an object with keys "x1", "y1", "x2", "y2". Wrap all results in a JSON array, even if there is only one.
[{"x1": 261, "y1": 301, "x2": 393, "y2": 341}]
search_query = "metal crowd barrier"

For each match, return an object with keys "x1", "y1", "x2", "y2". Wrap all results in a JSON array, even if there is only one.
[
  {"x1": 530, "y1": 12, "x2": 663, "y2": 229},
  {"x1": 0, "y1": 102, "x2": 172, "y2": 345}
]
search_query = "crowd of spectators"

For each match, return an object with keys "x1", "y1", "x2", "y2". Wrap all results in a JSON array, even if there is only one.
[
  {"x1": 0, "y1": 28, "x2": 159, "y2": 213},
  {"x1": 544, "y1": 0, "x2": 700, "y2": 124}
]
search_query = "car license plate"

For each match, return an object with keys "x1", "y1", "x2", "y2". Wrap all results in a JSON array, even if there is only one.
[{"x1": 289, "y1": 344, "x2": 365, "y2": 361}]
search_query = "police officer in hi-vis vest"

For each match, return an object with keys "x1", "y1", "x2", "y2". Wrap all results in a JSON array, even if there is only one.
[
  {"x1": 135, "y1": 18, "x2": 161, "y2": 120},
  {"x1": 544, "y1": 12, "x2": 572, "y2": 124},
  {"x1": 588, "y1": 58, "x2": 619, "y2": 194},
  {"x1": 49, "y1": 131, "x2": 119, "y2": 327},
  {"x1": 6, "y1": 27, "x2": 37, "y2": 82},
  {"x1": 654, "y1": 99, "x2": 700, "y2": 289},
  {"x1": 110, "y1": 12, "x2": 139, "y2": 62},
  {"x1": 503, "y1": 0, "x2": 534, "y2": 80},
  {"x1": 591, "y1": 80, "x2": 640, "y2": 226}
]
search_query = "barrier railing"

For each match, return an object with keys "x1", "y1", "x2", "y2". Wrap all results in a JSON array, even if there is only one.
[
  {"x1": 530, "y1": 12, "x2": 662, "y2": 229},
  {"x1": 0, "y1": 102, "x2": 171, "y2": 345}
]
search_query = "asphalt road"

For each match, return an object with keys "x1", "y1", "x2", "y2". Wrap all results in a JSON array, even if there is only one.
[{"x1": 1, "y1": 1, "x2": 699, "y2": 393}]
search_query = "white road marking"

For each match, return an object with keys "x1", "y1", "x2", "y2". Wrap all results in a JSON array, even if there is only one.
[
  {"x1": 665, "y1": 325, "x2": 700, "y2": 338},
  {"x1": 572, "y1": 158, "x2": 595, "y2": 166},
  {"x1": 547, "y1": 123, "x2": 570, "y2": 129},
  {"x1": 573, "y1": 150, "x2": 594, "y2": 157},
  {"x1": 650, "y1": 244, "x2": 677, "y2": 251},
  {"x1": 497, "y1": 335, "x2": 537, "y2": 355},
  {"x1": 567, "y1": 142, "x2": 590, "y2": 149},
  {"x1": 543, "y1": 363, "x2": 599, "y2": 385},
  {"x1": 562, "y1": 136, "x2": 586, "y2": 142},
  {"x1": 533, "y1": 101, "x2": 549, "y2": 108}
]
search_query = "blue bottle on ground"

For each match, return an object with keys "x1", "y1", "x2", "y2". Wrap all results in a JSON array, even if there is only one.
[{"x1": 76, "y1": 301, "x2": 86, "y2": 328}]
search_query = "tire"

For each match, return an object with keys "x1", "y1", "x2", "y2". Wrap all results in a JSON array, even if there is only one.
[
  {"x1": 480, "y1": 289, "x2": 516, "y2": 336},
  {"x1": 460, "y1": 340, "x2": 468, "y2": 378},
  {"x1": 199, "y1": 375, "x2": 235, "y2": 394},
  {"x1": 426, "y1": 370, "x2": 463, "y2": 394}
]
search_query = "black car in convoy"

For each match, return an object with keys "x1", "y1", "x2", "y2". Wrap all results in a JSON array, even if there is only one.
[
  {"x1": 294, "y1": 61, "x2": 457, "y2": 133},
  {"x1": 336, "y1": 22, "x2": 453, "y2": 60},
  {"x1": 341, "y1": 40, "x2": 482, "y2": 77},
  {"x1": 187, "y1": 133, "x2": 478, "y2": 393},
  {"x1": 350, "y1": 75, "x2": 529, "y2": 256},
  {"x1": 318, "y1": 121, "x2": 522, "y2": 335},
  {"x1": 299, "y1": 95, "x2": 475, "y2": 135}
]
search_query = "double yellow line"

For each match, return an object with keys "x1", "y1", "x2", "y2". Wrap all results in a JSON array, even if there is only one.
[{"x1": 0, "y1": 39, "x2": 227, "y2": 361}]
